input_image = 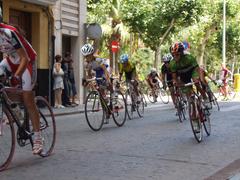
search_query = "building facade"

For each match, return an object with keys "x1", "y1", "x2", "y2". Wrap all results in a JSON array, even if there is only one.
[
  {"x1": 53, "y1": 0, "x2": 86, "y2": 104},
  {"x1": 1, "y1": 0, "x2": 87, "y2": 104}
]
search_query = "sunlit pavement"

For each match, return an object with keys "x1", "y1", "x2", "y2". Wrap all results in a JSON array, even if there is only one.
[{"x1": 0, "y1": 97, "x2": 240, "y2": 180}]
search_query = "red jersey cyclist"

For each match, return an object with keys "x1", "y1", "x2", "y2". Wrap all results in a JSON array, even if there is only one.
[{"x1": 0, "y1": 8, "x2": 42, "y2": 154}]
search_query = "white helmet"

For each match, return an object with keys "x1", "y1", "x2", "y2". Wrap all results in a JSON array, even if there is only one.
[
  {"x1": 150, "y1": 68, "x2": 157, "y2": 73},
  {"x1": 81, "y1": 44, "x2": 94, "y2": 56},
  {"x1": 162, "y1": 53, "x2": 173, "y2": 62}
]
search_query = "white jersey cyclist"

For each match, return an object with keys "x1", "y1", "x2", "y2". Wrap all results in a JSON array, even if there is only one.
[{"x1": 0, "y1": 23, "x2": 37, "y2": 91}]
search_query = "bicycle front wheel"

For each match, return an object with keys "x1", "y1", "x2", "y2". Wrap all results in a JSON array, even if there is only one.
[
  {"x1": 203, "y1": 108, "x2": 211, "y2": 136},
  {"x1": 0, "y1": 108, "x2": 15, "y2": 172},
  {"x1": 35, "y1": 96, "x2": 56, "y2": 157},
  {"x1": 136, "y1": 94, "x2": 144, "y2": 118},
  {"x1": 188, "y1": 100, "x2": 203, "y2": 143},
  {"x1": 146, "y1": 88, "x2": 156, "y2": 103},
  {"x1": 112, "y1": 91, "x2": 127, "y2": 127},
  {"x1": 159, "y1": 88, "x2": 169, "y2": 104},
  {"x1": 125, "y1": 91, "x2": 134, "y2": 120},
  {"x1": 85, "y1": 91, "x2": 104, "y2": 131}
]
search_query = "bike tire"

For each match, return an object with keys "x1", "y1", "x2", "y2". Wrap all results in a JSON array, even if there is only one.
[
  {"x1": 203, "y1": 108, "x2": 211, "y2": 136},
  {"x1": 125, "y1": 91, "x2": 134, "y2": 120},
  {"x1": 146, "y1": 88, "x2": 156, "y2": 103},
  {"x1": 112, "y1": 91, "x2": 127, "y2": 127},
  {"x1": 188, "y1": 99, "x2": 203, "y2": 143},
  {"x1": 136, "y1": 94, "x2": 144, "y2": 118},
  {"x1": 85, "y1": 91, "x2": 104, "y2": 131},
  {"x1": 159, "y1": 88, "x2": 169, "y2": 104},
  {"x1": 0, "y1": 107, "x2": 15, "y2": 172},
  {"x1": 35, "y1": 96, "x2": 56, "y2": 157}
]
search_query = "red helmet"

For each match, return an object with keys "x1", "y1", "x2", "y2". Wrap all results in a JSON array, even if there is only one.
[{"x1": 171, "y1": 42, "x2": 184, "y2": 54}]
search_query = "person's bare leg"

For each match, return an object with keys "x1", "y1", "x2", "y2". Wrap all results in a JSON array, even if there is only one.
[{"x1": 23, "y1": 91, "x2": 42, "y2": 154}]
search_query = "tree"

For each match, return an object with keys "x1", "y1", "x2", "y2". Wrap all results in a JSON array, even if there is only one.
[{"x1": 121, "y1": 0, "x2": 203, "y2": 69}]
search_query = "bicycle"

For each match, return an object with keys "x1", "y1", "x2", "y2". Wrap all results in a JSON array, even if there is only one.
[
  {"x1": 0, "y1": 84, "x2": 56, "y2": 171},
  {"x1": 125, "y1": 80, "x2": 144, "y2": 120},
  {"x1": 173, "y1": 86, "x2": 187, "y2": 123},
  {"x1": 216, "y1": 79, "x2": 236, "y2": 100},
  {"x1": 84, "y1": 77, "x2": 127, "y2": 131},
  {"x1": 146, "y1": 81, "x2": 169, "y2": 104},
  {"x1": 205, "y1": 82, "x2": 220, "y2": 111},
  {"x1": 183, "y1": 82, "x2": 211, "y2": 143}
]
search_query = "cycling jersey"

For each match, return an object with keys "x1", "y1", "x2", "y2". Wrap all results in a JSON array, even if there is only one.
[
  {"x1": 119, "y1": 62, "x2": 136, "y2": 74},
  {"x1": 119, "y1": 62, "x2": 136, "y2": 81},
  {"x1": 170, "y1": 54, "x2": 199, "y2": 83},
  {"x1": 86, "y1": 57, "x2": 109, "y2": 78},
  {"x1": 161, "y1": 64, "x2": 172, "y2": 81},
  {"x1": 0, "y1": 23, "x2": 37, "y2": 91}
]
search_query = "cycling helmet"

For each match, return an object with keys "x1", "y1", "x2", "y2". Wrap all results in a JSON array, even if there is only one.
[
  {"x1": 81, "y1": 44, "x2": 94, "y2": 56},
  {"x1": 162, "y1": 53, "x2": 173, "y2": 62},
  {"x1": 120, "y1": 54, "x2": 129, "y2": 63},
  {"x1": 150, "y1": 67, "x2": 157, "y2": 73},
  {"x1": 171, "y1": 42, "x2": 184, "y2": 54}
]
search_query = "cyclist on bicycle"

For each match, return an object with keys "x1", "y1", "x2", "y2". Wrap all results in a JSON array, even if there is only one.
[
  {"x1": 220, "y1": 63, "x2": 232, "y2": 100},
  {"x1": 169, "y1": 42, "x2": 209, "y2": 128},
  {"x1": 0, "y1": 7, "x2": 43, "y2": 154},
  {"x1": 119, "y1": 54, "x2": 141, "y2": 103},
  {"x1": 199, "y1": 65, "x2": 216, "y2": 102},
  {"x1": 81, "y1": 43, "x2": 112, "y2": 91},
  {"x1": 161, "y1": 53, "x2": 176, "y2": 107},
  {"x1": 146, "y1": 68, "x2": 161, "y2": 102}
]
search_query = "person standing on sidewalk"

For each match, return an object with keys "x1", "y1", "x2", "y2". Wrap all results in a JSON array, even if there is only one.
[
  {"x1": 65, "y1": 52, "x2": 78, "y2": 106},
  {"x1": 61, "y1": 55, "x2": 71, "y2": 107},
  {"x1": 53, "y1": 55, "x2": 65, "y2": 108}
]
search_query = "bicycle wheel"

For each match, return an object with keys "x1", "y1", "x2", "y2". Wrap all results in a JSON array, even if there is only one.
[
  {"x1": 176, "y1": 99, "x2": 186, "y2": 123},
  {"x1": 188, "y1": 99, "x2": 203, "y2": 143},
  {"x1": 0, "y1": 108, "x2": 15, "y2": 172},
  {"x1": 125, "y1": 91, "x2": 134, "y2": 120},
  {"x1": 203, "y1": 108, "x2": 211, "y2": 136},
  {"x1": 85, "y1": 91, "x2": 104, "y2": 131},
  {"x1": 112, "y1": 91, "x2": 127, "y2": 127},
  {"x1": 146, "y1": 88, "x2": 156, "y2": 103},
  {"x1": 35, "y1": 96, "x2": 56, "y2": 157},
  {"x1": 159, "y1": 88, "x2": 169, "y2": 104},
  {"x1": 136, "y1": 94, "x2": 144, "y2": 118},
  {"x1": 211, "y1": 93, "x2": 220, "y2": 111}
]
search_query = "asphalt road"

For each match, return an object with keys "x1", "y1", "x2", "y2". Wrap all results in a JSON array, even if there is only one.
[{"x1": 1, "y1": 99, "x2": 240, "y2": 180}]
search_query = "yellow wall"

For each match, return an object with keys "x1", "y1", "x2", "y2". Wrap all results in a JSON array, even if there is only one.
[{"x1": 2, "y1": 0, "x2": 49, "y2": 69}]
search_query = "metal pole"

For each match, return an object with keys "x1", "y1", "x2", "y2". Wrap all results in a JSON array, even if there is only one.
[
  {"x1": 223, "y1": 0, "x2": 226, "y2": 66},
  {"x1": 113, "y1": 52, "x2": 116, "y2": 74}
]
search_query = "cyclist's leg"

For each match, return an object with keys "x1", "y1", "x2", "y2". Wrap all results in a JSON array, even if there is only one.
[{"x1": 22, "y1": 62, "x2": 42, "y2": 154}]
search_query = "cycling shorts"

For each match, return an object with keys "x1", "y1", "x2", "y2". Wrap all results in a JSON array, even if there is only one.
[{"x1": 0, "y1": 58, "x2": 37, "y2": 91}]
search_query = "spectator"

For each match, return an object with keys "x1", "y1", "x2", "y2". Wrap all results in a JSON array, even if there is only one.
[
  {"x1": 65, "y1": 52, "x2": 78, "y2": 106},
  {"x1": 61, "y1": 55, "x2": 72, "y2": 107},
  {"x1": 220, "y1": 63, "x2": 232, "y2": 100},
  {"x1": 53, "y1": 55, "x2": 65, "y2": 108}
]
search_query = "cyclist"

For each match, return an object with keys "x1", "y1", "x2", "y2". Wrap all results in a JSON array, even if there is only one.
[
  {"x1": 220, "y1": 63, "x2": 232, "y2": 100},
  {"x1": 0, "y1": 7, "x2": 43, "y2": 154},
  {"x1": 199, "y1": 65, "x2": 216, "y2": 102},
  {"x1": 146, "y1": 67, "x2": 161, "y2": 102},
  {"x1": 169, "y1": 42, "x2": 209, "y2": 131},
  {"x1": 161, "y1": 53, "x2": 176, "y2": 107},
  {"x1": 119, "y1": 54, "x2": 141, "y2": 102}
]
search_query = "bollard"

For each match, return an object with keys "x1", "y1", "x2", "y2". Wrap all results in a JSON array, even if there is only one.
[{"x1": 233, "y1": 74, "x2": 240, "y2": 92}]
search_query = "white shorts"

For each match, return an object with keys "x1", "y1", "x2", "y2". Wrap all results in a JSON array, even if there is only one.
[{"x1": 0, "y1": 58, "x2": 37, "y2": 91}]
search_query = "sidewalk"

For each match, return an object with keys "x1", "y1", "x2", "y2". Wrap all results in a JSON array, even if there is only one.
[{"x1": 52, "y1": 104, "x2": 85, "y2": 116}]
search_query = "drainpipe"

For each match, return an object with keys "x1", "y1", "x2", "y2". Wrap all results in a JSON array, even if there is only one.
[{"x1": 43, "y1": 6, "x2": 54, "y2": 105}]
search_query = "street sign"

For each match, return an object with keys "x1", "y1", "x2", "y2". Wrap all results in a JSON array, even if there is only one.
[{"x1": 111, "y1": 41, "x2": 120, "y2": 53}]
